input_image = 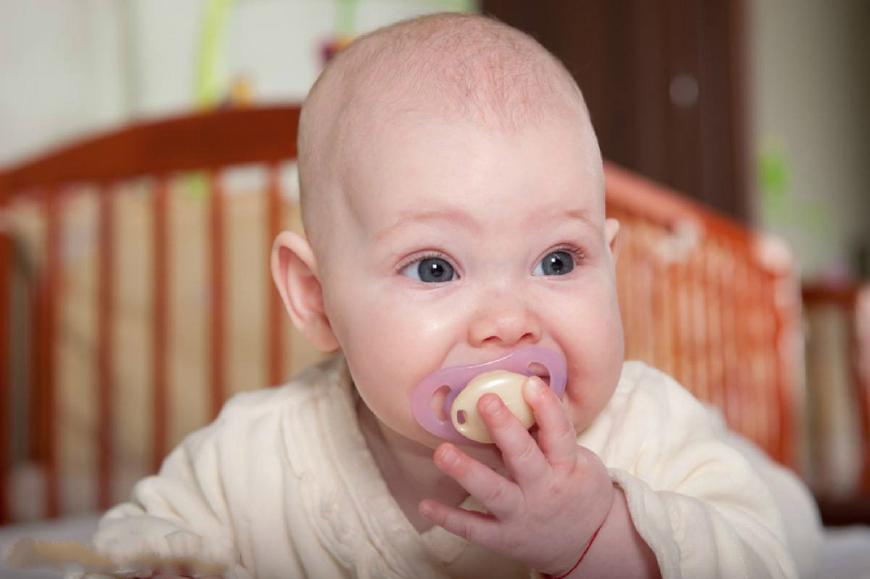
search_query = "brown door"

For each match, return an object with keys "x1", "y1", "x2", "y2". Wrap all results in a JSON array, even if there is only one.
[{"x1": 482, "y1": 0, "x2": 748, "y2": 220}]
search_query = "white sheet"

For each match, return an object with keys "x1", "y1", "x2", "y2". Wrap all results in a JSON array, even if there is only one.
[
  {"x1": 1, "y1": 515, "x2": 868, "y2": 578},
  {"x1": 818, "y1": 526, "x2": 870, "y2": 578},
  {"x1": 0, "y1": 514, "x2": 99, "y2": 578}
]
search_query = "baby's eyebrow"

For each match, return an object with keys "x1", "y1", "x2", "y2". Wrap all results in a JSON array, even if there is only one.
[
  {"x1": 556, "y1": 208, "x2": 598, "y2": 230},
  {"x1": 524, "y1": 207, "x2": 600, "y2": 235},
  {"x1": 373, "y1": 206, "x2": 599, "y2": 244},
  {"x1": 374, "y1": 208, "x2": 479, "y2": 242}
]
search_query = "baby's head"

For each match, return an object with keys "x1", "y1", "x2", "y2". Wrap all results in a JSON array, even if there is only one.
[{"x1": 273, "y1": 13, "x2": 623, "y2": 448}]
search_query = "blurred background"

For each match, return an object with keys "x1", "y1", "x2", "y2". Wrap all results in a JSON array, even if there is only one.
[
  {"x1": 2, "y1": 0, "x2": 868, "y2": 279},
  {"x1": 0, "y1": 0, "x2": 868, "y2": 541}
]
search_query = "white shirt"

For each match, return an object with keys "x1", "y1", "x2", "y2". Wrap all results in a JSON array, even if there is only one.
[{"x1": 79, "y1": 356, "x2": 821, "y2": 578}]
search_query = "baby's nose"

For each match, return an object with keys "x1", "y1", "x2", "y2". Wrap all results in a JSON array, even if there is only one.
[{"x1": 467, "y1": 297, "x2": 541, "y2": 347}]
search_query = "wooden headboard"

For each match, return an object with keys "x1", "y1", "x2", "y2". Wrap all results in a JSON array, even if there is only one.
[{"x1": 0, "y1": 105, "x2": 804, "y2": 523}]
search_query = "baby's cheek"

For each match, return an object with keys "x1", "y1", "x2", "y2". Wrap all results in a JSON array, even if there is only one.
[{"x1": 561, "y1": 323, "x2": 623, "y2": 428}]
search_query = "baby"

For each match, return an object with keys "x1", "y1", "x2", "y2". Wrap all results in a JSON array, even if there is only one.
[{"x1": 79, "y1": 13, "x2": 821, "y2": 579}]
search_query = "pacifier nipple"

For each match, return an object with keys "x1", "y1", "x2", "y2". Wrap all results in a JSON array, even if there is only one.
[{"x1": 450, "y1": 370, "x2": 534, "y2": 443}]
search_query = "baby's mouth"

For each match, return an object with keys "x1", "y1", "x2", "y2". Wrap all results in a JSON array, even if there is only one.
[
  {"x1": 430, "y1": 365, "x2": 551, "y2": 422},
  {"x1": 527, "y1": 362, "x2": 552, "y2": 387},
  {"x1": 410, "y1": 346, "x2": 567, "y2": 444}
]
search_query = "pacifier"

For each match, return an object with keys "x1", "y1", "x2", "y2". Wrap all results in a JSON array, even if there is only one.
[{"x1": 410, "y1": 346, "x2": 567, "y2": 444}]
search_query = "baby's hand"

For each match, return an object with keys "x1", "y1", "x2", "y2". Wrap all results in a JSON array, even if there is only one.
[{"x1": 419, "y1": 377, "x2": 614, "y2": 577}]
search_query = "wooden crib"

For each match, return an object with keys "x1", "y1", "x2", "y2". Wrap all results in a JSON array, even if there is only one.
[
  {"x1": 0, "y1": 105, "x2": 807, "y2": 524},
  {"x1": 803, "y1": 282, "x2": 870, "y2": 502}
]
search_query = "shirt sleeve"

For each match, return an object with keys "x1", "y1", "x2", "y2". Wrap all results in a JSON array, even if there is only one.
[
  {"x1": 86, "y1": 413, "x2": 252, "y2": 579},
  {"x1": 595, "y1": 364, "x2": 821, "y2": 579}
]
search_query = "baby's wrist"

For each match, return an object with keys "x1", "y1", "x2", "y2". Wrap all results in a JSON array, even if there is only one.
[
  {"x1": 539, "y1": 519, "x2": 604, "y2": 579},
  {"x1": 539, "y1": 480, "x2": 615, "y2": 579}
]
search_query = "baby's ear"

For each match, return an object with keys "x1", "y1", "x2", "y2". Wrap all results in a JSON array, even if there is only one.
[
  {"x1": 605, "y1": 218, "x2": 620, "y2": 262},
  {"x1": 271, "y1": 231, "x2": 340, "y2": 353}
]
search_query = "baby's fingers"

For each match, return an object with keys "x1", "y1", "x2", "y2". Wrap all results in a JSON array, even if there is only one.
[
  {"x1": 524, "y1": 377, "x2": 578, "y2": 471},
  {"x1": 433, "y1": 443, "x2": 522, "y2": 519},
  {"x1": 418, "y1": 500, "x2": 501, "y2": 549},
  {"x1": 477, "y1": 393, "x2": 550, "y2": 488}
]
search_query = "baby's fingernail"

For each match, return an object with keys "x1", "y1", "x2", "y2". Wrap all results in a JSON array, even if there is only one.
[
  {"x1": 419, "y1": 501, "x2": 434, "y2": 517},
  {"x1": 481, "y1": 393, "x2": 500, "y2": 413},
  {"x1": 525, "y1": 377, "x2": 545, "y2": 399},
  {"x1": 439, "y1": 445, "x2": 459, "y2": 466}
]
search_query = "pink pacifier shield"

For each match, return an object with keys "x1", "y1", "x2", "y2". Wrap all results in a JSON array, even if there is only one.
[{"x1": 410, "y1": 346, "x2": 567, "y2": 443}]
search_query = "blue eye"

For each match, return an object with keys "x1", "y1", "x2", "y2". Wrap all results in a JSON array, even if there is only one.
[
  {"x1": 533, "y1": 250, "x2": 575, "y2": 276},
  {"x1": 401, "y1": 256, "x2": 456, "y2": 283}
]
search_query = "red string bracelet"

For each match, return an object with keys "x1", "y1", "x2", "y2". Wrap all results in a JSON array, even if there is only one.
[{"x1": 541, "y1": 522, "x2": 604, "y2": 579}]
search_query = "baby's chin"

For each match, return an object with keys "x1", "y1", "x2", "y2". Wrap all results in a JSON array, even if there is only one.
[
  {"x1": 564, "y1": 386, "x2": 619, "y2": 435},
  {"x1": 395, "y1": 422, "x2": 503, "y2": 458},
  {"x1": 410, "y1": 420, "x2": 526, "y2": 460}
]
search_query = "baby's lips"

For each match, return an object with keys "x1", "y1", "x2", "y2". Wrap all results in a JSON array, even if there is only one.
[{"x1": 410, "y1": 346, "x2": 567, "y2": 443}]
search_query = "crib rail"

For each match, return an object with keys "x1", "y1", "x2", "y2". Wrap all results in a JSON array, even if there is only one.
[
  {"x1": 0, "y1": 107, "x2": 300, "y2": 522},
  {"x1": 0, "y1": 107, "x2": 298, "y2": 195},
  {"x1": 0, "y1": 105, "x2": 802, "y2": 523},
  {"x1": 605, "y1": 165, "x2": 802, "y2": 467}
]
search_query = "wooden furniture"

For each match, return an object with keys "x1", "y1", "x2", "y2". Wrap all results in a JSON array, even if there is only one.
[
  {"x1": 607, "y1": 165, "x2": 802, "y2": 468},
  {"x1": 483, "y1": 0, "x2": 749, "y2": 220},
  {"x1": 803, "y1": 282, "x2": 870, "y2": 525},
  {"x1": 0, "y1": 105, "x2": 804, "y2": 523},
  {"x1": 0, "y1": 107, "x2": 301, "y2": 522}
]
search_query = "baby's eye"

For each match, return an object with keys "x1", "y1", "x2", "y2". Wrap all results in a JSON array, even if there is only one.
[
  {"x1": 400, "y1": 256, "x2": 457, "y2": 283},
  {"x1": 533, "y1": 250, "x2": 575, "y2": 276}
]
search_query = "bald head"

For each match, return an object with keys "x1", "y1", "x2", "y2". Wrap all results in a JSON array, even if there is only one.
[{"x1": 298, "y1": 13, "x2": 600, "y2": 257}]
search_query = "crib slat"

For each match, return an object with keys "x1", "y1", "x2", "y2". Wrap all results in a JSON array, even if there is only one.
[
  {"x1": 770, "y1": 268, "x2": 796, "y2": 466},
  {"x1": 652, "y1": 228, "x2": 671, "y2": 374},
  {"x1": 703, "y1": 239, "x2": 724, "y2": 414},
  {"x1": 712, "y1": 243, "x2": 727, "y2": 418},
  {"x1": 705, "y1": 244, "x2": 724, "y2": 412},
  {"x1": 764, "y1": 272, "x2": 783, "y2": 461},
  {"x1": 620, "y1": 216, "x2": 642, "y2": 361},
  {"x1": 752, "y1": 257, "x2": 768, "y2": 448},
  {"x1": 0, "y1": 230, "x2": 12, "y2": 523},
  {"x1": 669, "y1": 251, "x2": 687, "y2": 386},
  {"x1": 685, "y1": 244, "x2": 705, "y2": 402},
  {"x1": 752, "y1": 249, "x2": 768, "y2": 447},
  {"x1": 854, "y1": 293, "x2": 870, "y2": 493},
  {"x1": 719, "y1": 241, "x2": 738, "y2": 431},
  {"x1": 745, "y1": 247, "x2": 759, "y2": 440},
  {"x1": 208, "y1": 172, "x2": 226, "y2": 418},
  {"x1": 96, "y1": 188, "x2": 115, "y2": 508},
  {"x1": 152, "y1": 179, "x2": 169, "y2": 473},
  {"x1": 731, "y1": 242, "x2": 750, "y2": 439},
  {"x1": 266, "y1": 164, "x2": 284, "y2": 387},
  {"x1": 635, "y1": 222, "x2": 655, "y2": 363},
  {"x1": 855, "y1": 293, "x2": 870, "y2": 492},
  {"x1": 618, "y1": 213, "x2": 633, "y2": 357},
  {"x1": 35, "y1": 191, "x2": 60, "y2": 517}
]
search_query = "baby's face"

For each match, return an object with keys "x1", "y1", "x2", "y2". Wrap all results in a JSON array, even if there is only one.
[{"x1": 318, "y1": 114, "x2": 623, "y2": 449}]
